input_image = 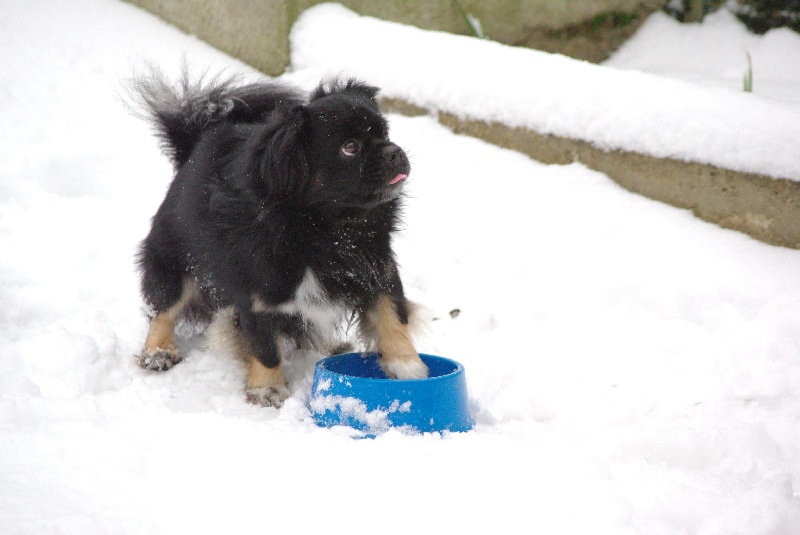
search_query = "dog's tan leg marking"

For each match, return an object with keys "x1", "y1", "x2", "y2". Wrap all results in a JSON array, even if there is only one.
[
  {"x1": 370, "y1": 295, "x2": 428, "y2": 379},
  {"x1": 138, "y1": 279, "x2": 197, "y2": 371},
  {"x1": 139, "y1": 310, "x2": 182, "y2": 371},
  {"x1": 245, "y1": 341, "x2": 291, "y2": 408},
  {"x1": 144, "y1": 312, "x2": 177, "y2": 355}
]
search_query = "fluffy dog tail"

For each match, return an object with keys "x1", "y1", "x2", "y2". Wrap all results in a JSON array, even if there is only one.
[{"x1": 127, "y1": 64, "x2": 304, "y2": 168}]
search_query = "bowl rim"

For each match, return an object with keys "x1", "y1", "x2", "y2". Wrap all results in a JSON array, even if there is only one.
[{"x1": 315, "y1": 352, "x2": 464, "y2": 383}]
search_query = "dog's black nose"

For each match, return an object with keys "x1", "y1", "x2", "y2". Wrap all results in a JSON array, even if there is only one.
[
  {"x1": 382, "y1": 144, "x2": 410, "y2": 175},
  {"x1": 382, "y1": 144, "x2": 402, "y2": 162}
]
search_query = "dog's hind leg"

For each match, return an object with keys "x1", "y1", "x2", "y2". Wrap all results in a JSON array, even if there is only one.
[{"x1": 138, "y1": 278, "x2": 197, "y2": 371}]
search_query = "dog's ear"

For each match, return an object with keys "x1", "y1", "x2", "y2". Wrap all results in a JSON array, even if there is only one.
[
  {"x1": 310, "y1": 79, "x2": 380, "y2": 103},
  {"x1": 250, "y1": 106, "x2": 310, "y2": 199}
]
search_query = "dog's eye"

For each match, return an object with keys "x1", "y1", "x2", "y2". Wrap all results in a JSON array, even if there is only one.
[{"x1": 341, "y1": 140, "x2": 360, "y2": 157}]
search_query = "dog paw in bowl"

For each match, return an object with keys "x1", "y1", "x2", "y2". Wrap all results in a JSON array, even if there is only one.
[{"x1": 309, "y1": 352, "x2": 473, "y2": 437}]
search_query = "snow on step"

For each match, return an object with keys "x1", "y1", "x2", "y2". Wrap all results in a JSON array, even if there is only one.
[{"x1": 291, "y1": 3, "x2": 800, "y2": 181}]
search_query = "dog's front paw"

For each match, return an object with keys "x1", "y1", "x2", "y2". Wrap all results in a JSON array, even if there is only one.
[
  {"x1": 381, "y1": 353, "x2": 429, "y2": 380},
  {"x1": 137, "y1": 349, "x2": 182, "y2": 371},
  {"x1": 246, "y1": 385, "x2": 291, "y2": 408}
]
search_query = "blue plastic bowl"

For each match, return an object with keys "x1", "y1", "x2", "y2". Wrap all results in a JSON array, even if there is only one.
[{"x1": 309, "y1": 353, "x2": 473, "y2": 436}]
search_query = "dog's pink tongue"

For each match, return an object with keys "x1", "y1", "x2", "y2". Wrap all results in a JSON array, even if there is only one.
[{"x1": 390, "y1": 173, "x2": 408, "y2": 185}]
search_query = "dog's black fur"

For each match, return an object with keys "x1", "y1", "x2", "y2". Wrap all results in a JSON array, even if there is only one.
[{"x1": 131, "y1": 69, "x2": 426, "y2": 406}]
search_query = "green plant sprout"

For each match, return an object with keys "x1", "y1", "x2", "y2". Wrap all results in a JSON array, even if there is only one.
[
  {"x1": 743, "y1": 51, "x2": 753, "y2": 93},
  {"x1": 453, "y1": 0, "x2": 487, "y2": 39}
]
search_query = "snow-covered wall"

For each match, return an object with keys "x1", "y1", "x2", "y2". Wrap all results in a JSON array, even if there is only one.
[
  {"x1": 291, "y1": 3, "x2": 800, "y2": 182},
  {"x1": 126, "y1": 0, "x2": 658, "y2": 75}
]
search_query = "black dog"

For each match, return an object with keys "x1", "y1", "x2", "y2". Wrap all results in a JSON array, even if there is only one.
[{"x1": 130, "y1": 69, "x2": 427, "y2": 407}]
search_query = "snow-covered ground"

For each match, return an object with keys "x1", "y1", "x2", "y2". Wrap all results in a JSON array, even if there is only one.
[{"x1": 1, "y1": 1, "x2": 799, "y2": 533}]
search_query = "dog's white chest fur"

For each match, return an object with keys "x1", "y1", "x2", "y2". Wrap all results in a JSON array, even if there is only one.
[
  {"x1": 249, "y1": 269, "x2": 348, "y2": 350},
  {"x1": 279, "y1": 269, "x2": 346, "y2": 330}
]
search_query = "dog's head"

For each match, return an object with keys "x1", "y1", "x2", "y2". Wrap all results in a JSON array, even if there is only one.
[
  {"x1": 304, "y1": 80, "x2": 410, "y2": 209},
  {"x1": 257, "y1": 79, "x2": 410, "y2": 210}
]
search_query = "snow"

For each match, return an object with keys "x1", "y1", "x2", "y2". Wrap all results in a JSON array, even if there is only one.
[
  {"x1": 290, "y1": 3, "x2": 800, "y2": 181},
  {"x1": 605, "y1": 8, "x2": 800, "y2": 105},
  {"x1": 308, "y1": 393, "x2": 412, "y2": 437},
  {"x1": 2, "y1": 0, "x2": 800, "y2": 533}
]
